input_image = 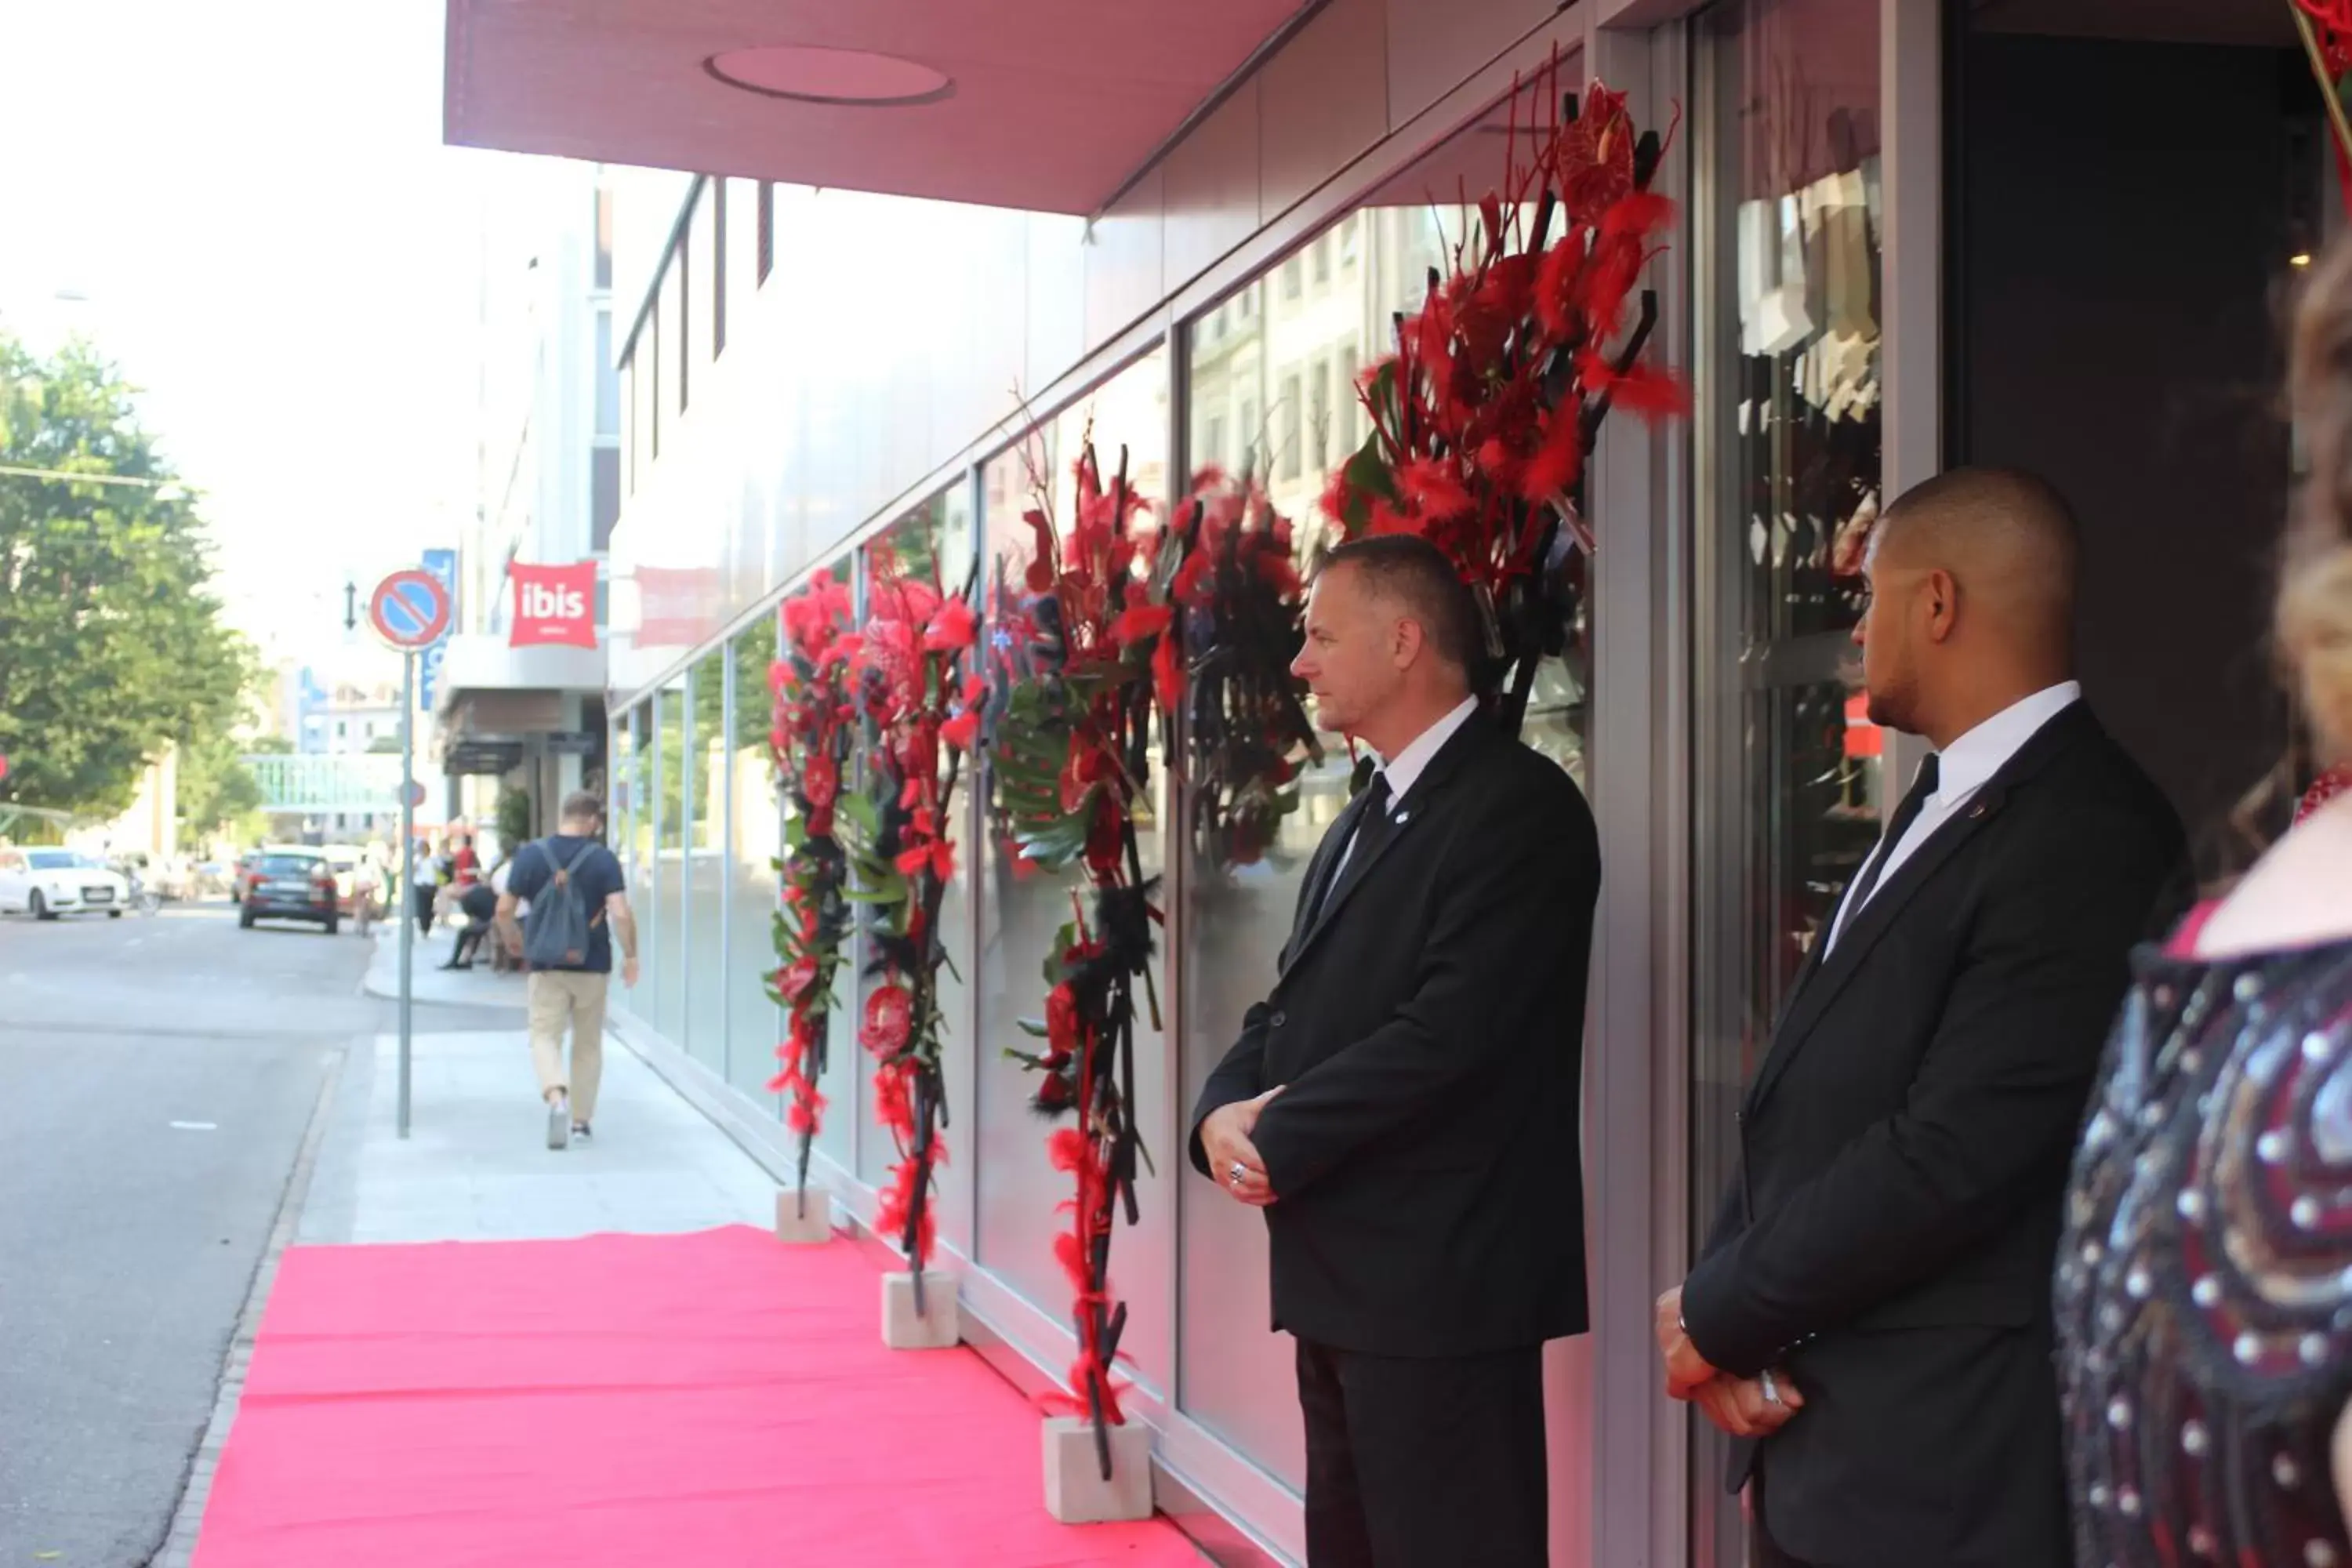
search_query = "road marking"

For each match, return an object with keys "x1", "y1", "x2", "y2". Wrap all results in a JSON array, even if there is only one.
[{"x1": 169, "y1": 1120, "x2": 219, "y2": 1131}]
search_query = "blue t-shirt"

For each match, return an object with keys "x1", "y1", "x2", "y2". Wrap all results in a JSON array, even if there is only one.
[{"x1": 504, "y1": 836, "x2": 626, "y2": 973}]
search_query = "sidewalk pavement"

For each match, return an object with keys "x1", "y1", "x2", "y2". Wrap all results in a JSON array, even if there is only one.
[
  {"x1": 358, "y1": 920, "x2": 526, "y2": 1011},
  {"x1": 158, "y1": 942, "x2": 786, "y2": 1566}
]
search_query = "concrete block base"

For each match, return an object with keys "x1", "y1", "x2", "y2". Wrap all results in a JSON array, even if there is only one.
[
  {"x1": 771, "y1": 1187, "x2": 833, "y2": 1245},
  {"x1": 880, "y1": 1269, "x2": 959, "y2": 1350},
  {"x1": 1042, "y1": 1415, "x2": 1154, "y2": 1523}
]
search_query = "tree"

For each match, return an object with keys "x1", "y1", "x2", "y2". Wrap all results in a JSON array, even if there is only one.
[
  {"x1": 0, "y1": 336, "x2": 249, "y2": 817},
  {"x1": 177, "y1": 730, "x2": 266, "y2": 848}
]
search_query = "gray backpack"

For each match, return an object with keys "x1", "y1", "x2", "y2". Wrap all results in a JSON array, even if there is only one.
[{"x1": 522, "y1": 839, "x2": 600, "y2": 969}]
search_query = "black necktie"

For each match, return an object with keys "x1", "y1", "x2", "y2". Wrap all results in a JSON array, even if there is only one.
[
  {"x1": 1310, "y1": 771, "x2": 1393, "y2": 926},
  {"x1": 1838, "y1": 752, "x2": 1940, "y2": 934}
]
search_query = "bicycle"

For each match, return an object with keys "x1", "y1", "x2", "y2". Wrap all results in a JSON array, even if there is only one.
[{"x1": 125, "y1": 873, "x2": 162, "y2": 916}]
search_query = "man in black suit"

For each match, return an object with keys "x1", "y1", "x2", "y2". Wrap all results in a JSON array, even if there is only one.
[
  {"x1": 1657, "y1": 468, "x2": 2187, "y2": 1568},
  {"x1": 1189, "y1": 535, "x2": 1600, "y2": 1568}
]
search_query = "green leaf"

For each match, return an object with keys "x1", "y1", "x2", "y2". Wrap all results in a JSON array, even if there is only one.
[
  {"x1": 1338, "y1": 426, "x2": 1397, "y2": 532},
  {"x1": 834, "y1": 792, "x2": 880, "y2": 837},
  {"x1": 1014, "y1": 1017, "x2": 1049, "y2": 1039}
]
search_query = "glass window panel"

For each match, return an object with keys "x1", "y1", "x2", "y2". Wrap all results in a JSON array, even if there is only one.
[
  {"x1": 1171, "y1": 61, "x2": 1609, "y2": 1490},
  {"x1": 1690, "y1": 2, "x2": 1886, "y2": 1561},
  {"x1": 654, "y1": 677, "x2": 688, "y2": 1046},
  {"x1": 626, "y1": 702, "x2": 654, "y2": 934},
  {"x1": 810, "y1": 554, "x2": 860, "y2": 1177},
  {"x1": 594, "y1": 311, "x2": 618, "y2": 439},
  {"x1": 687, "y1": 652, "x2": 728, "y2": 1075},
  {"x1": 728, "y1": 611, "x2": 785, "y2": 1107},
  {"x1": 855, "y1": 487, "x2": 978, "y2": 1247},
  {"x1": 975, "y1": 347, "x2": 1174, "y2": 1388}
]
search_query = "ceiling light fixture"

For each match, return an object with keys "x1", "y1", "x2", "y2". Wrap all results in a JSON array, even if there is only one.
[{"x1": 704, "y1": 45, "x2": 954, "y2": 107}]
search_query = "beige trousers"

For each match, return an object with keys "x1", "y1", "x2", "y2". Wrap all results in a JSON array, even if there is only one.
[{"x1": 527, "y1": 970, "x2": 609, "y2": 1123}]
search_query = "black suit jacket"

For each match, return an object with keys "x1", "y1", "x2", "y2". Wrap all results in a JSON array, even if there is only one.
[
  {"x1": 1187, "y1": 713, "x2": 1601, "y2": 1358},
  {"x1": 1682, "y1": 702, "x2": 2186, "y2": 1568}
]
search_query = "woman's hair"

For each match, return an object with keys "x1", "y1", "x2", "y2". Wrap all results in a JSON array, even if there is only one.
[{"x1": 2283, "y1": 241, "x2": 2352, "y2": 761}]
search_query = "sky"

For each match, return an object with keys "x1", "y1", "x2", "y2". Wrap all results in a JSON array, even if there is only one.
[{"x1": 0, "y1": 1, "x2": 518, "y2": 677}]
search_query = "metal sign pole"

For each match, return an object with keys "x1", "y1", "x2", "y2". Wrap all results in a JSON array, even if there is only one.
[{"x1": 397, "y1": 648, "x2": 416, "y2": 1139}]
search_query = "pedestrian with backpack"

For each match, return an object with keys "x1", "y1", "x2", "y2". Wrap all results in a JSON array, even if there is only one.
[{"x1": 495, "y1": 791, "x2": 637, "y2": 1150}]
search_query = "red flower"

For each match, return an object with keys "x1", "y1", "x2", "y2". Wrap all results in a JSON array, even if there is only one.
[
  {"x1": 923, "y1": 594, "x2": 978, "y2": 653},
  {"x1": 873, "y1": 1063, "x2": 913, "y2": 1135},
  {"x1": 778, "y1": 956, "x2": 818, "y2": 1002},
  {"x1": 1534, "y1": 232, "x2": 1589, "y2": 339},
  {"x1": 862, "y1": 985, "x2": 913, "y2": 1057},
  {"x1": 1110, "y1": 603, "x2": 1173, "y2": 648},
  {"x1": 1399, "y1": 459, "x2": 1474, "y2": 522},
  {"x1": 940, "y1": 706, "x2": 982, "y2": 753},
  {"x1": 1047, "y1": 1127, "x2": 1087, "y2": 1174},
  {"x1": 803, "y1": 751, "x2": 838, "y2": 810},
  {"x1": 895, "y1": 837, "x2": 956, "y2": 884},
  {"x1": 1045, "y1": 982, "x2": 1080, "y2": 1055}
]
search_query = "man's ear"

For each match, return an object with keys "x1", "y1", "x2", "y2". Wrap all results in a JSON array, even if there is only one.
[
  {"x1": 1392, "y1": 615, "x2": 1426, "y2": 670},
  {"x1": 1924, "y1": 568, "x2": 1960, "y2": 644}
]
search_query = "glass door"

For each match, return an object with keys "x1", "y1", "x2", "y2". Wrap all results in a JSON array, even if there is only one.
[{"x1": 1690, "y1": 0, "x2": 1890, "y2": 1560}]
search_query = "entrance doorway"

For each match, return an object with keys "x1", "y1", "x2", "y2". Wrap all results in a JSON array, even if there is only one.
[{"x1": 1951, "y1": 0, "x2": 2325, "y2": 873}]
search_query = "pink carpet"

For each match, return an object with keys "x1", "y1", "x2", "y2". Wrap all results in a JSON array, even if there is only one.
[{"x1": 194, "y1": 1226, "x2": 1202, "y2": 1566}]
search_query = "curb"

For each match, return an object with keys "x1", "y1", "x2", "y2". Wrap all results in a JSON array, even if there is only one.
[{"x1": 147, "y1": 1037, "x2": 350, "y2": 1568}]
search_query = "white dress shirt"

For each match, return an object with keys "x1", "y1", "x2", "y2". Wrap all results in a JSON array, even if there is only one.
[
  {"x1": 1331, "y1": 696, "x2": 1479, "y2": 882},
  {"x1": 1824, "y1": 681, "x2": 2082, "y2": 952}
]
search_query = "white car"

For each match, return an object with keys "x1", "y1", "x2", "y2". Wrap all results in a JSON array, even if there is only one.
[{"x1": 0, "y1": 847, "x2": 132, "y2": 920}]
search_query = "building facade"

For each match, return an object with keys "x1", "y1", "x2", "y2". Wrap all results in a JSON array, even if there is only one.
[
  {"x1": 445, "y1": 1, "x2": 2325, "y2": 1562},
  {"x1": 433, "y1": 158, "x2": 621, "y2": 837}
]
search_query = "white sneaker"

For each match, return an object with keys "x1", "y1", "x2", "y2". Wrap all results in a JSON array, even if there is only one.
[{"x1": 546, "y1": 1093, "x2": 571, "y2": 1150}]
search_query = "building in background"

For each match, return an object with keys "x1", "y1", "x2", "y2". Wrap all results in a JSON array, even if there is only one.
[{"x1": 433, "y1": 158, "x2": 617, "y2": 844}]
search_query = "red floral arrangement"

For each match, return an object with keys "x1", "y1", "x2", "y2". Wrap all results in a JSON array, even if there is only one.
[
  {"x1": 1168, "y1": 466, "x2": 1323, "y2": 871},
  {"x1": 2292, "y1": 2, "x2": 2352, "y2": 212},
  {"x1": 847, "y1": 542, "x2": 985, "y2": 1294},
  {"x1": 992, "y1": 440, "x2": 1174, "y2": 1476},
  {"x1": 766, "y1": 568, "x2": 859, "y2": 1213},
  {"x1": 1320, "y1": 67, "x2": 1683, "y2": 738}
]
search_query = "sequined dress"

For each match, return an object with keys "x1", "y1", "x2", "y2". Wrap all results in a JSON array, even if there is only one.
[{"x1": 2058, "y1": 929, "x2": 2352, "y2": 1568}]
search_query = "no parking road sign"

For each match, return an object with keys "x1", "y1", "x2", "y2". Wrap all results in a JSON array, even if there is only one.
[{"x1": 369, "y1": 569, "x2": 452, "y2": 651}]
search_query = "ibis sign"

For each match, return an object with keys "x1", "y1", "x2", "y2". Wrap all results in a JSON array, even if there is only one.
[{"x1": 509, "y1": 561, "x2": 598, "y2": 649}]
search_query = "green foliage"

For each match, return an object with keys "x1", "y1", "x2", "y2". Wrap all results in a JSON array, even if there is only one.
[
  {"x1": 0, "y1": 336, "x2": 249, "y2": 816},
  {"x1": 495, "y1": 786, "x2": 533, "y2": 850},
  {"x1": 177, "y1": 730, "x2": 265, "y2": 847}
]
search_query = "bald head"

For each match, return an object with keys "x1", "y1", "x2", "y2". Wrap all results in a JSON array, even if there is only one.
[
  {"x1": 1858, "y1": 466, "x2": 2082, "y2": 745},
  {"x1": 1873, "y1": 466, "x2": 2079, "y2": 641}
]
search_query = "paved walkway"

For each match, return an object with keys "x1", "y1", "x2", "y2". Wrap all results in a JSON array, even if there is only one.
[
  {"x1": 159, "y1": 954, "x2": 787, "y2": 1566},
  {"x1": 357, "y1": 920, "x2": 525, "y2": 1011}
]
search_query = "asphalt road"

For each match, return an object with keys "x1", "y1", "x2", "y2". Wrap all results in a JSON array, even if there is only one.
[{"x1": 0, "y1": 899, "x2": 510, "y2": 1568}]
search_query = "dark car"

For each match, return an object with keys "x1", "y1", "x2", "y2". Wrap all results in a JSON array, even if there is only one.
[{"x1": 238, "y1": 850, "x2": 340, "y2": 934}]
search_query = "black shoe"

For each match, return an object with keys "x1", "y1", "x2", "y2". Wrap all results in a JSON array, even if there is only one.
[{"x1": 571, "y1": 1122, "x2": 593, "y2": 1143}]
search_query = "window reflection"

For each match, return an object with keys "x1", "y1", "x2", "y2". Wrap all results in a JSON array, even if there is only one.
[
  {"x1": 856, "y1": 486, "x2": 977, "y2": 1200},
  {"x1": 1691, "y1": 2, "x2": 1886, "y2": 1562},
  {"x1": 653, "y1": 677, "x2": 688, "y2": 1046},
  {"x1": 687, "y1": 650, "x2": 728, "y2": 1074},
  {"x1": 727, "y1": 612, "x2": 785, "y2": 1106},
  {"x1": 975, "y1": 350, "x2": 1174, "y2": 1371}
]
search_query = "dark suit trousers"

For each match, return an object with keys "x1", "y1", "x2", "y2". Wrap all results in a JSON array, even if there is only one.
[
  {"x1": 1752, "y1": 1460, "x2": 1822, "y2": 1568},
  {"x1": 1294, "y1": 1339, "x2": 1546, "y2": 1567}
]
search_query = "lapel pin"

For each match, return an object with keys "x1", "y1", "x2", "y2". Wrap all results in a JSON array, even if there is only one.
[{"x1": 1395, "y1": 810, "x2": 1410, "y2": 825}]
